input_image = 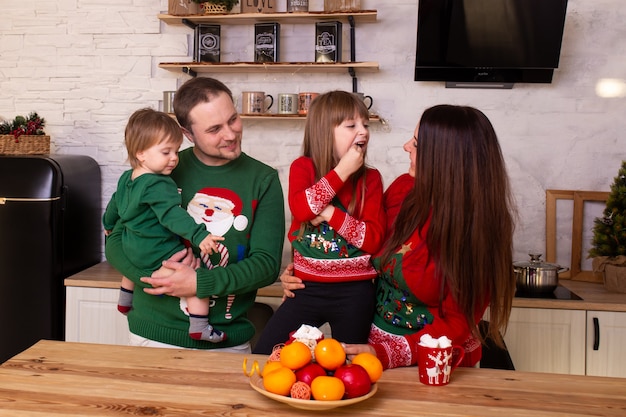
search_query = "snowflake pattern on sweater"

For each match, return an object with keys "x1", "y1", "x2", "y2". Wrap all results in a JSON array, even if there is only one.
[{"x1": 304, "y1": 176, "x2": 335, "y2": 214}]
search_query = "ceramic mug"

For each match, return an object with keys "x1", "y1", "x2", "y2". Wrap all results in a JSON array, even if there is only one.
[
  {"x1": 353, "y1": 92, "x2": 373, "y2": 110},
  {"x1": 277, "y1": 93, "x2": 299, "y2": 114},
  {"x1": 417, "y1": 344, "x2": 465, "y2": 386},
  {"x1": 163, "y1": 91, "x2": 176, "y2": 114},
  {"x1": 298, "y1": 92, "x2": 319, "y2": 115},
  {"x1": 242, "y1": 91, "x2": 274, "y2": 114}
]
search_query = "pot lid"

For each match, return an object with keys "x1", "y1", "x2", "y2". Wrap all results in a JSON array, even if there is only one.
[{"x1": 513, "y1": 253, "x2": 561, "y2": 271}]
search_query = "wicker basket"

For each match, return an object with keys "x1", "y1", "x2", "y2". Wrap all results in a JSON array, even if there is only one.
[
  {"x1": 0, "y1": 135, "x2": 50, "y2": 155},
  {"x1": 203, "y1": 3, "x2": 228, "y2": 14}
]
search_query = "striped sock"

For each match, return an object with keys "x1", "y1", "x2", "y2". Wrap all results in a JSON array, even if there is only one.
[{"x1": 117, "y1": 287, "x2": 133, "y2": 315}]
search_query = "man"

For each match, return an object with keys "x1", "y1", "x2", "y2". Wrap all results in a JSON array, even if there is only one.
[{"x1": 105, "y1": 77, "x2": 285, "y2": 353}]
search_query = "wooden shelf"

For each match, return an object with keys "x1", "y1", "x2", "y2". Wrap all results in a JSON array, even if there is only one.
[
  {"x1": 159, "y1": 61, "x2": 379, "y2": 74},
  {"x1": 240, "y1": 113, "x2": 304, "y2": 120},
  {"x1": 168, "y1": 113, "x2": 382, "y2": 122},
  {"x1": 240, "y1": 113, "x2": 382, "y2": 122},
  {"x1": 157, "y1": 10, "x2": 378, "y2": 25},
  {"x1": 157, "y1": 10, "x2": 382, "y2": 119}
]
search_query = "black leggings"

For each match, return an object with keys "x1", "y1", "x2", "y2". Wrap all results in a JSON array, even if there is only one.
[{"x1": 252, "y1": 280, "x2": 375, "y2": 354}]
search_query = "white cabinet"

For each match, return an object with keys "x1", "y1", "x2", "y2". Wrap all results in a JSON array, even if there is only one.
[
  {"x1": 504, "y1": 307, "x2": 626, "y2": 377},
  {"x1": 65, "y1": 287, "x2": 130, "y2": 345},
  {"x1": 586, "y1": 311, "x2": 626, "y2": 377},
  {"x1": 65, "y1": 288, "x2": 288, "y2": 347},
  {"x1": 503, "y1": 307, "x2": 586, "y2": 375}
]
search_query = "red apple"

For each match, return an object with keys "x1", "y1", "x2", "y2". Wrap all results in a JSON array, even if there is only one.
[
  {"x1": 333, "y1": 364, "x2": 372, "y2": 399},
  {"x1": 295, "y1": 362, "x2": 327, "y2": 386}
]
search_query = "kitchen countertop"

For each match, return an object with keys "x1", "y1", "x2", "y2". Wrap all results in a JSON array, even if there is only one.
[
  {"x1": 65, "y1": 262, "x2": 626, "y2": 312},
  {"x1": 64, "y1": 261, "x2": 284, "y2": 298},
  {"x1": 1, "y1": 339, "x2": 625, "y2": 416}
]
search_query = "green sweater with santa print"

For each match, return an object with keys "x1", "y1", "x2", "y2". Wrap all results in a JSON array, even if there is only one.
[{"x1": 105, "y1": 148, "x2": 285, "y2": 349}]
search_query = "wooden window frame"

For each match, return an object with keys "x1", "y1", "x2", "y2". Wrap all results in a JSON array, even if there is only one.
[{"x1": 545, "y1": 189, "x2": 610, "y2": 282}]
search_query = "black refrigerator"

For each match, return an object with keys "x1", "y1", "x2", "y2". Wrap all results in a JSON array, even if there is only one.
[{"x1": 0, "y1": 155, "x2": 102, "y2": 363}]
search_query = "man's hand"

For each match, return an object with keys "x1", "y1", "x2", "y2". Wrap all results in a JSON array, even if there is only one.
[
  {"x1": 279, "y1": 263, "x2": 305, "y2": 300},
  {"x1": 140, "y1": 248, "x2": 200, "y2": 298}
]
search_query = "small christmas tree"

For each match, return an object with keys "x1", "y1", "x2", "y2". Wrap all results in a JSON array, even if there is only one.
[{"x1": 589, "y1": 160, "x2": 626, "y2": 258}]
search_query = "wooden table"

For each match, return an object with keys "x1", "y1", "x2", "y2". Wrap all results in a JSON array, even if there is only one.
[{"x1": 1, "y1": 340, "x2": 625, "y2": 416}]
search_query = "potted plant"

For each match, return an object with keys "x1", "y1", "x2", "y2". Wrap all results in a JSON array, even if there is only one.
[
  {"x1": 192, "y1": 0, "x2": 239, "y2": 14},
  {"x1": 589, "y1": 160, "x2": 626, "y2": 293}
]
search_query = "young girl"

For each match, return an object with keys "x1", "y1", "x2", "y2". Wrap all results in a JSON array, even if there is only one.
[
  {"x1": 103, "y1": 108, "x2": 226, "y2": 343},
  {"x1": 253, "y1": 91, "x2": 386, "y2": 354}
]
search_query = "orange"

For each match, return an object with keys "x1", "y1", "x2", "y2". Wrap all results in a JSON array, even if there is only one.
[
  {"x1": 263, "y1": 365, "x2": 296, "y2": 396},
  {"x1": 261, "y1": 360, "x2": 284, "y2": 377},
  {"x1": 310, "y1": 375, "x2": 345, "y2": 401},
  {"x1": 314, "y1": 338, "x2": 346, "y2": 370},
  {"x1": 280, "y1": 341, "x2": 312, "y2": 370},
  {"x1": 351, "y1": 352, "x2": 384, "y2": 383}
]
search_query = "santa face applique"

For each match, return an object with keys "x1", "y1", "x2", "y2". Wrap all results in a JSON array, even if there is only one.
[
  {"x1": 183, "y1": 187, "x2": 250, "y2": 320},
  {"x1": 187, "y1": 187, "x2": 249, "y2": 237}
]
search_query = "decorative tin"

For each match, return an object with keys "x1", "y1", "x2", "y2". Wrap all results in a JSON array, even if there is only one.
[
  {"x1": 315, "y1": 21, "x2": 342, "y2": 63},
  {"x1": 255, "y1": 22, "x2": 280, "y2": 63},
  {"x1": 168, "y1": 0, "x2": 200, "y2": 15},
  {"x1": 287, "y1": 0, "x2": 309, "y2": 12},
  {"x1": 194, "y1": 24, "x2": 221, "y2": 63}
]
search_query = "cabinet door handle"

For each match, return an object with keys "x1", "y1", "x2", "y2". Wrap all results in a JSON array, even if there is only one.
[{"x1": 593, "y1": 317, "x2": 600, "y2": 351}]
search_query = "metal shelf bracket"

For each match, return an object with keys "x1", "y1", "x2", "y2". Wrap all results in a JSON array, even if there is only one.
[
  {"x1": 181, "y1": 18, "x2": 197, "y2": 30},
  {"x1": 183, "y1": 66, "x2": 198, "y2": 77},
  {"x1": 348, "y1": 15, "x2": 357, "y2": 92}
]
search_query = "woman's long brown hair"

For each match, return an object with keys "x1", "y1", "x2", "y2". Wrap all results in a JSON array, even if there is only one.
[{"x1": 380, "y1": 105, "x2": 517, "y2": 347}]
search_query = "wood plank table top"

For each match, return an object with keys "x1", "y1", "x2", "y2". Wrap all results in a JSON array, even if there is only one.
[{"x1": 1, "y1": 340, "x2": 625, "y2": 416}]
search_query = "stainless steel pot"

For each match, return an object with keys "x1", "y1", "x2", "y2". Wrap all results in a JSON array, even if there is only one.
[{"x1": 513, "y1": 253, "x2": 569, "y2": 294}]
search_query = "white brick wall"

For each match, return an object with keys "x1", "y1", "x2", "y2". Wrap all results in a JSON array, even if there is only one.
[{"x1": 1, "y1": 0, "x2": 625, "y2": 269}]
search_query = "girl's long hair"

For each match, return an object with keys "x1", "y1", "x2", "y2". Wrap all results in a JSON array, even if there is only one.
[
  {"x1": 380, "y1": 105, "x2": 517, "y2": 347},
  {"x1": 302, "y1": 91, "x2": 371, "y2": 216}
]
